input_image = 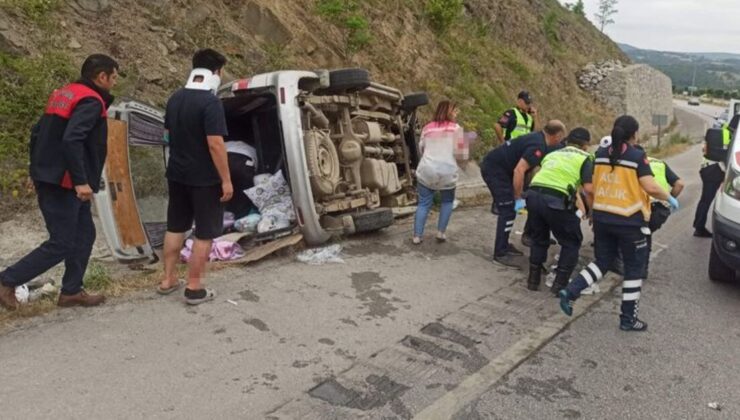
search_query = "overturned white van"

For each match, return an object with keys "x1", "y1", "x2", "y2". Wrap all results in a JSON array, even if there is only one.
[{"x1": 94, "y1": 69, "x2": 428, "y2": 262}]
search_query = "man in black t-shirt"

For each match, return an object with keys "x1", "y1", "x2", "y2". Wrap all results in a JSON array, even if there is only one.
[
  {"x1": 158, "y1": 49, "x2": 232, "y2": 305},
  {"x1": 481, "y1": 121, "x2": 566, "y2": 268}
]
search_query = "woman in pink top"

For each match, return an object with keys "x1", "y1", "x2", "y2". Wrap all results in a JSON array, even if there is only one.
[{"x1": 413, "y1": 101, "x2": 464, "y2": 244}]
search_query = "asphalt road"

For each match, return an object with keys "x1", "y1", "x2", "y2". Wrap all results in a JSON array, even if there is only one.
[
  {"x1": 454, "y1": 129, "x2": 740, "y2": 418},
  {"x1": 0, "y1": 105, "x2": 735, "y2": 420}
]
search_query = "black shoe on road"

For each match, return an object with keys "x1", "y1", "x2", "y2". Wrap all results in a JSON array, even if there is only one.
[
  {"x1": 693, "y1": 228, "x2": 713, "y2": 238},
  {"x1": 619, "y1": 317, "x2": 648, "y2": 332},
  {"x1": 506, "y1": 243, "x2": 524, "y2": 256},
  {"x1": 493, "y1": 254, "x2": 521, "y2": 269}
]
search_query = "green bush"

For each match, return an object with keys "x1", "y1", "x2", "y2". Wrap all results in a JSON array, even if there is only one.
[
  {"x1": 316, "y1": 0, "x2": 372, "y2": 54},
  {"x1": 542, "y1": 11, "x2": 562, "y2": 50},
  {"x1": 0, "y1": 51, "x2": 76, "y2": 195},
  {"x1": 425, "y1": 0, "x2": 463, "y2": 34}
]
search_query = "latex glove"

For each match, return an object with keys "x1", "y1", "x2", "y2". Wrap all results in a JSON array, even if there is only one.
[
  {"x1": 514, "y1": 198, "x2": 527, "y2": 213},
  {"x1": 667, "y1": 195, "x2": 680, "y2": 212}
]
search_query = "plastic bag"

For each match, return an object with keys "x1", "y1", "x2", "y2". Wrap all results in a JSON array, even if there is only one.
[
  {"x1": 297, "y1": 244, "x2": 345, "y2": 265},
  {"x1": 15, "y1": 285, "x2": 29, "y2": 304},
  {"x1": 234, "y1": 213, "x2": 261, "y2": 233}
]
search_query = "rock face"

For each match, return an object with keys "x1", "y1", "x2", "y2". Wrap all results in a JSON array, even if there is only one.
[{"x1": 578, "y1": 61, "x2": 673, "y2": 134}]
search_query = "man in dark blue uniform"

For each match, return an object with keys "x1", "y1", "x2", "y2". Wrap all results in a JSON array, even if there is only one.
[
  {"x1": 481, "y1": 120, "x2": 567, "y2": 268},
  {"x1": 0, "y1": 54, "x2": 118, "y2": 310}
]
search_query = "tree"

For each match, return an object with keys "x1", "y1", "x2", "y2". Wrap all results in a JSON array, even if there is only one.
[
  {"x1": 565, "y1": 0, "x2": 585, "y2": 17},
  {"x1": 594, "y1": 0, "x2": 618, "y2": 32}
]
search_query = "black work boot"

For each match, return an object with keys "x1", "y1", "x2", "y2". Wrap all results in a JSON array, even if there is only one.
[
  {"x1": 527, "y1": 264, "x2": 542, "y2": 291},
  {"x1": 550, "y1": 270, "x2": 571, "y2": 296}
]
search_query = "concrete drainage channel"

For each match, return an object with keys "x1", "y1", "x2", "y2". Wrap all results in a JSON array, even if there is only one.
[{"x1": 266, "y1": 255, "x2": 625, "y2": 419}]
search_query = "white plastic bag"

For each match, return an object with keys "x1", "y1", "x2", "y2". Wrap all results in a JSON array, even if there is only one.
[
  {"x1": 297, "y1": 244, "x2": 345, "y2": 265},
  {"x1": 15, "y1": 285, "x2": 29, "y2": 304}
]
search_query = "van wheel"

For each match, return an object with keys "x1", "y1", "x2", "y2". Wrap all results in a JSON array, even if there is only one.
[
  {"x1": 353, "y1": 208, "x2": 395, "y2": 233},
  {"x1": 319, "y1": 68, "x2": 371, "y2": 95},
  {"x1": 305, "y1": 130, "x2": 340, "y2": 198},
  {"x1": 402, "y1": 92, "x2": 430, "y2": 112},
  {"x1": 709, "y1": 242, "x2": 735, "y2": 282}
]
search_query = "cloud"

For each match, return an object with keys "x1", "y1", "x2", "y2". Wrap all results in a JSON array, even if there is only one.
[{"x1": 560, "y1": 0, "x2": 740, "y2": 53}]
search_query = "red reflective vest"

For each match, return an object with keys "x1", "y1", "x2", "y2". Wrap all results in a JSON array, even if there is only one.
[{"x1": 43, "y1": 83, "x2": 107, "y2": 188}]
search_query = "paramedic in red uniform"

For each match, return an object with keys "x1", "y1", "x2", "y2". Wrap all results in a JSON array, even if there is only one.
[{"x1": 0, "y1": 54, "x2": 118, "y2": 310}]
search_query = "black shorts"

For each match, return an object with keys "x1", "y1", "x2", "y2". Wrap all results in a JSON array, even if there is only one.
[{"x1": 167, "y1": 180, "x2": 224, "y2": 240}]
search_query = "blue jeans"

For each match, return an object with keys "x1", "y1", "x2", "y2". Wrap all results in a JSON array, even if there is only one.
[{"x1": 414, "y1": 183, "x2": 455, "y2": 237}]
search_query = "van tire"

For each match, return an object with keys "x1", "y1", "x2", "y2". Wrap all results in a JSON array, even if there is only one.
[
  {"x1": 305, "y1": 130, "x2": 340, "y2": 198},
  {"x1": 708, "y1": 242, "x2": 734, "y2": 282},
  {"x1": 353, "y1": 208, "x2": 395, "y2": 233},
  {"x1": 402, "y1": 92, "x2": 429, "y2": 112},
  {"x1": 320, "y1": 68, "x2": 371, "y2": 94}
]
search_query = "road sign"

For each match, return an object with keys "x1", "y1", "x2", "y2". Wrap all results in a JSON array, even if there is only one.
[{"x1": 652, "y1": 114, "x2": 668, "y2": 126}]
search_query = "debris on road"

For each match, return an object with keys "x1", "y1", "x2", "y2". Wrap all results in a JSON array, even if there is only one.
[
  {"x1": 707, "y1": 402, "x2": 722, "y2": 411},
  {"x1": 226, "y1": 299, "x2": 239, "y2": 306},
  {"x1": 297, "y1": 244, "x2": 344, "y2": 265}
]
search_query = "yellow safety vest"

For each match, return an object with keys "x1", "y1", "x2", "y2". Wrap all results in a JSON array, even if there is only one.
[
  {"x1": 592, "y1": 157, "x2": 651, "y2": 222},
  {"x1": 510, "y1": 108, "x2": 534, "y2": 139}
]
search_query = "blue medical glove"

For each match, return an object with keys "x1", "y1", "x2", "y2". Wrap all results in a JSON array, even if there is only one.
[
  {"x1": 667, "y1": 195, "x2": 679, "y2": 212},
  {"x1": 514, "y1": 198, "x2": 527, "y2": 212}
]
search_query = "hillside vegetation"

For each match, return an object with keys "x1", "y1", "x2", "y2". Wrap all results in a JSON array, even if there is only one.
[{"x1": 0, "y1": 0, "x2": 626, "y2": 215}]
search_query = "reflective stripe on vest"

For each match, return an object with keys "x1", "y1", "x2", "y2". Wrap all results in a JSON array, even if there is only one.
[
  {"x1": 648, "y1": 158, "x2": 671, "y2": 193},
  {"x1": 530, "y1": 146, "x2": 591, "y2": 195},
  {"x1": 510, "y1": 107, "x2": 533, "y2": 139},
  {"x1": 45, "y1": 83, "x2": 107, "y2": 119},
  {"x1": 592, "y1": 159, "x2": 651, "y2": 221}
]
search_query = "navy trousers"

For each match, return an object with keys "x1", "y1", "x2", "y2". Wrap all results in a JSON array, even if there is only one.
[
  {"x1": 526, "y1": 190, "x2": 583, "y2": 278},
  {"x1": 482, "y1": 164, "x2": 515, "y2": 257},
  {"x1": 566, "y1": 222, "x2": 649, "y2": 322},
  {"x1": 693, "y1": 164, "x2": 724, "y2": 231},
  {"x1": 0, "y1": 182, "x2": 96, "y2": 295}
]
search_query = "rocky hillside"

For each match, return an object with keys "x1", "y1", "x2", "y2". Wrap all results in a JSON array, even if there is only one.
[{"x1": 0, "y1": 0, "x2": 627, "y2": 214}]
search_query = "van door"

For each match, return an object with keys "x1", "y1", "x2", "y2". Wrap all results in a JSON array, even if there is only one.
[{"x1": 96, "y1": 101, "x2": 166, "y2": 262}]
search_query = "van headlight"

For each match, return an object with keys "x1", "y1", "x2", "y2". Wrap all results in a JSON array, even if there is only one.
[{"x1": 726, "y1": 168, "x2": 740, "y2": 200}]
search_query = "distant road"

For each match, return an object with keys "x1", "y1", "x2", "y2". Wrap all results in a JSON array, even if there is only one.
[{"x1": 673, "y1": 99, "x2": 725, "y2": 124}]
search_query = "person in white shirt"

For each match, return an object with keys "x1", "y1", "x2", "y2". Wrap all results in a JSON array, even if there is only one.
[{"x1": 413, "y1": 100, "x2": 464, "y2": 244}]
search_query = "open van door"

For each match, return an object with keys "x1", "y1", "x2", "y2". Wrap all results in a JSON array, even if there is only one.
[{"x1": 96, "y1": 101, "x2": 167, "y2": 262}]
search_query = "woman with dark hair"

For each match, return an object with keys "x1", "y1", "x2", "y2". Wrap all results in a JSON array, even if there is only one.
[
  {"x1": 412, "y1": 100, "x2": 464, "y2": 244},
  {"x1": 558, "y1": 115, "x2": 679, "y2": 332}
]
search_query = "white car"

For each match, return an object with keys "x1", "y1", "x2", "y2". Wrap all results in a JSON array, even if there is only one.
[
  {"x1": 687, "y1": 97, "x2": 701, "y2": 106},
  {"x1": 709, "y1": 128, "x2": 740, "y2": 282},
  {"x1": 94, "y1": 69, "x2": 429, "y2": 261}
]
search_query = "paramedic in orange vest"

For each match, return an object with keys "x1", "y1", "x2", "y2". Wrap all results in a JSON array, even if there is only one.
[
  {"x1": 0, "y1": 54, "x2": 118, "y2": 310},
  {"x1": 558, "y1": 116, "x2": 679, "y2": 332}
]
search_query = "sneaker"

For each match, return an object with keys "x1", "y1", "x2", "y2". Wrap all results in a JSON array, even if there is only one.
[
  {"x1": 693, "y1": 228, "x2": 712, "y2": 238},
  {"x1": 184, "y1": 288, "x2": 216, "y2": 305},
  {"x1": 435, "y1": 232, "x2": 447, "y2": 243},
  {"x1": 579, "y1": 283, "x2": 601, "y2": 295},
  {"x1": 493, "y1": 254, "x2": 521, "y2": 269},
  {"x1": 558, "y1": 289, "x2": 574, "y2": 316},
  {"x1": 619, "y1": 318, "x2": 648, "y2": 332},
  {"x1": 506, "y1": 243, "x2": 524, "y2": 256}
]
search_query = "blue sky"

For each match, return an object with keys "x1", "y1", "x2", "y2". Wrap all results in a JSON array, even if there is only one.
[{"x1": 558, "y1": 0, "x2": 740, "y2": 54}]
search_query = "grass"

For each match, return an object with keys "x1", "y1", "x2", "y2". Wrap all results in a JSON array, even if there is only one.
[
  {"x1": 316, "y1": 0, "x2": 372, "y2": 55},
  {"x1": 0, "y1": 259, "x2": 162, "y2": 330},
  {"x1": 542, "y1": 11, "x2": 562, "y2": 51},
  {"x1": 648, "y1": 133, "x2": 692, "y2": 158},
  {"x1": 0, "y1": 50, "x2": 77, "y2": 208},
  {"x1": 424, "y1": 0, "x2": 463, "y2": 34}
]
